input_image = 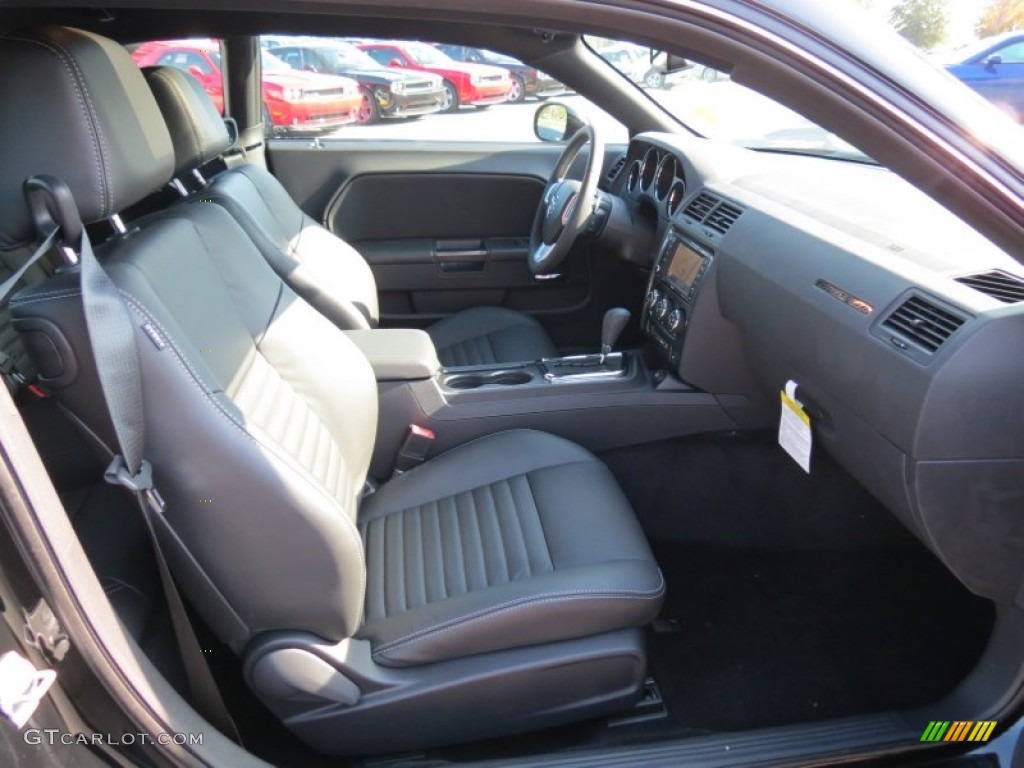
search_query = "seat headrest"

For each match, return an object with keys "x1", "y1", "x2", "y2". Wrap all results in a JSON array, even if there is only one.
[
  {"x1": 143, "y1": 66, "x2": 232, "y2": 177},
  {"x1": 0, "y1": 27, "x2": 174, "y2": 248}
]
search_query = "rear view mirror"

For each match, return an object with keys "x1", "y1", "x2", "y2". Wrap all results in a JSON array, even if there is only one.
[
  {"x1": 984, "y1": 54, "x2": 1003, "y2": 71},
  {"x1": 651, "y1": 49, "x2": 692, "y2": 74},
  {"x1": 534, "y1": 102, "x2": 586, "y2": 142}
]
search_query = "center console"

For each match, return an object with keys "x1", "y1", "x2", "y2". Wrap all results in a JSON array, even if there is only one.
[
  {"x1": 358, "y1": 235, "x2": 738, "y2": 479},
  {"x1": 642, "y1": 232, "x2": 714, "y2": 367}
]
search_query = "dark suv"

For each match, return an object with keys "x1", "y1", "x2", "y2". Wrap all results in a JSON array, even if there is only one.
[
  {"x1": 435, "y1": 44, "x2": 567, "y2": 102},
  {"x1": 273, "y1": 39, "x2": 445, "y2": 123}
]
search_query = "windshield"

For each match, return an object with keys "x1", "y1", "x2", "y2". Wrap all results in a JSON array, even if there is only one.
[
  {"x1": 404, "y1": 43, "x2": 451, "y2": 66},
  {"x1": 320, "y1": 43, "x2": 381, "y2": 70},
  {"x1": 261, "y1": 50, "x2": 292, "y2": 73},
  {"x1": 586, "y1": 36, "x2": 870, "y2": 163}
]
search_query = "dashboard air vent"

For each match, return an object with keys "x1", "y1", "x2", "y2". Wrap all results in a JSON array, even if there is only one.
[
  {"x1": 954, "y1": 269, "x2": 1024, "y2": 304},
  {"x1": 881, "y1": 295, "x2": 965, "y2": 352},
  {"x1": 705, "y1": 202, "x2": 743, "y2": 234},
  {"x1": 606, "y1": 154, "x2": 627, "y2": 183},
  {"x1": 683, "y1": 191, "x2": 720, "y2": 222}
]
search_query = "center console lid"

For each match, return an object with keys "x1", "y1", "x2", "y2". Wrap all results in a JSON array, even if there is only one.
[{"x1": 345, "y1": 329, "x2": 440, "y2": 381}]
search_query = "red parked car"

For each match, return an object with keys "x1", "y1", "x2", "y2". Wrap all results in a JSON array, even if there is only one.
[
  {"x1": 358, "y1": 40, "x2": 511, "y2": 112},
  {"x1": 131, "y1": 40, "x2": 364, "y2": 134}
]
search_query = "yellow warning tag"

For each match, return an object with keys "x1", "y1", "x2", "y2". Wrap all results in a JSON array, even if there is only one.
[{"x1": 779, "y1": 380, "x2": 811, "y2": 473}]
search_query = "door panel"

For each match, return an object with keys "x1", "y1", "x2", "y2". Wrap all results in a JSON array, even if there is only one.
[
  {"x1": 267, "y1": 140, "x2": 628, "y2": 344},
  {"x1": 325, "y1": 171, "x2": 588, "y2": 319}
]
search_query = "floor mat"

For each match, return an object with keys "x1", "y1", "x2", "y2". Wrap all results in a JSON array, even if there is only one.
[{"x1": 648, "y1": 545, "x2": 993, "y2": 731}]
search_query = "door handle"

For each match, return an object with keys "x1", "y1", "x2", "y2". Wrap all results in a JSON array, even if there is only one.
[{"x1": 434, "y1": 240, "x2": 487, "y2": 273}]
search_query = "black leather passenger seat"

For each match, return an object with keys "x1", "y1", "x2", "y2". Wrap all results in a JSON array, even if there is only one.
[
  {"x1": 1, "y1": 26, "x2": 663, "y2": 754},
  {"x1": 143, "y1": 64, "x2": 557, "y2": 367}
]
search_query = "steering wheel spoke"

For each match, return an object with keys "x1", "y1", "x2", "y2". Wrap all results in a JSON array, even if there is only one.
[{"x1": 528, "y1": 120, "x2": 605, "y2": 275}]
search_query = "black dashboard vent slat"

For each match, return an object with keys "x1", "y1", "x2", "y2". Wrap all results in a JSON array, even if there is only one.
[
  {"x1": 606, "y1": 154, "x2": 627, "y2": 183},
  {"x1": 955, "y1": 270, "x2": 1024, "y2": 304},
  {"x1": 881, "y1": 295, "x2": 966, "y2": 352},
  {"x1": 704, "y1": 202, "x2": 743, "y2": 234},
  {"x1": 682, "y1": 191, "x2": 744, "y2": 234},
  {"x1": 683, "y1": 191, "x2": 720, "y2": 222}
]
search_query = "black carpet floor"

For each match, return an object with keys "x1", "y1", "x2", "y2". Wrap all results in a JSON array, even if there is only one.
[{"x1": 602, "y1": 432, "x2": 995, "y2": 734}]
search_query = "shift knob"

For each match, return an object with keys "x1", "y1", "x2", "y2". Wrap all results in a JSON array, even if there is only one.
[{"x1": 601, "y1": 307, "x2": 631, "y2": 354}]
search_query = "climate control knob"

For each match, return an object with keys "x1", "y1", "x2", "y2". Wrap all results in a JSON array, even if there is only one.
[
  {"x1": 654, "y1": 296, "x2": 670, "y2": 320},
  {"x1": 647, "y1": 289, "x2": 662, "y2": 309},
  {"x1": 667, "y1": 308, "x2": 684, "y2": 332}
]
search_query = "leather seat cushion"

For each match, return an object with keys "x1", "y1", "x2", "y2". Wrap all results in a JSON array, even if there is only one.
[
  {"x1": 427, "y1": 307, "x2": 558, "y2": 367},
  {"x1": 357, "y1": 430, "x2": 664, "y2": 667}
]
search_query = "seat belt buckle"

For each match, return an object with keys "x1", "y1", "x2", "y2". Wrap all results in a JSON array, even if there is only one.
[
  {"x1": 393, "y1": 425, "x2": 435, "y2": 477},
  {"x1": 104, "y1": 456, "x2": 166, "y2": 514}
]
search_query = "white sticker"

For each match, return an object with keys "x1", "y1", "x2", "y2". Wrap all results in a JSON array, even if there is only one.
[
  {"x1": 779, "y1": 380, "x2": 811, "y2": 473},
  {"x1": 0, "y1": 651, "x2": 56, "y2": 729}
]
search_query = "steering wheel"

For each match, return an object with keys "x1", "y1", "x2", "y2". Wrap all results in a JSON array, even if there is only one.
[{"x1": 529, "y1": 122, "x2": 605, "y2": 275}]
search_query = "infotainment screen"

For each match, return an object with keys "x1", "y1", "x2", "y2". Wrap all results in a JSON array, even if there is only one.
[{"x1": 664, "y1": 240, "x2": 704, "y2": 293}]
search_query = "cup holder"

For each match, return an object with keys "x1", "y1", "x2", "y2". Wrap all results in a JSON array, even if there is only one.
[{"x1": 446, "y1": 369, "x2": 533, "y2": 390}]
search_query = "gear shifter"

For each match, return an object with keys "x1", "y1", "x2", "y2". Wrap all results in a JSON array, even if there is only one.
[
  {"x1": 541, "y1": 307, "x2": 631, "y2": 381},
  {"x1": 601, "y1": 307, "x2": 631, "y2": 356}
]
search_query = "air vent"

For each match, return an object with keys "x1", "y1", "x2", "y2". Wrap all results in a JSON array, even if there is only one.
[
  {"x1": 881, "y1": 295, "x2": 965, "y2": 353},
  {"x1": 606, "y1": 154, "x2": 627, "y2": 183},
  {"x1": 705, "y1": 202, "x2": 743, "y2": 235},
  {"x1": 683, "y1": 192, "x2": 720, "y2": 222},
  {"x1": 955, "y1": 270, "x2": 1024, "y2": 304}
]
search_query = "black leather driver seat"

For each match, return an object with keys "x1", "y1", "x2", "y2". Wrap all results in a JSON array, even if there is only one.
[
  {"x1": 1, "y1": 27, "x2": 663, "y2": 755},
  {"x1": 142, "y1": 65, "x2": 557, "y2": 368}
]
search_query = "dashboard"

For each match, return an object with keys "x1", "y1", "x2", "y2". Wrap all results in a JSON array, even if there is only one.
[{"x1": 609, "y1": 132, "x2": 1024, "y2": 608}]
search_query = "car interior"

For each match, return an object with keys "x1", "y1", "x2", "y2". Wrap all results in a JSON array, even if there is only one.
[{"x1": 0, "y1": 3, "x2": 1022, "y2": 767}]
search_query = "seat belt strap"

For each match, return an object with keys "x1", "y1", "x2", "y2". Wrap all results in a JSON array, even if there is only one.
[
  {"x1": 0, "y1": 230, "x2": 58, "y2": 394},
  {"x1": 0, "y1": 229, "x2": 58, "y2": 306},
  {"x1": 23, "y1": 176, "x2": 241, "y2": 744}
]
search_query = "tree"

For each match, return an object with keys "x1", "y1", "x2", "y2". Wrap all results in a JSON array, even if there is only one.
[
  {"x1": 889, "y1": 0, "x2": 949, "y2": 50},
  {"x1": 976, "y1": 0, "x2": 1024, "y2": 38}
]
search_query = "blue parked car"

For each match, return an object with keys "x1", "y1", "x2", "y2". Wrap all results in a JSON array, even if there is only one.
[{"x1": 945, "y1": 31, "x2": 1024, "y2": 120}]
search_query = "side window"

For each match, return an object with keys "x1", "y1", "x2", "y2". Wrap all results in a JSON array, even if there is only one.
[
  {"x1": 365, "y1": 48, "x2": 395, "y2": 66},
  {"x1": 155, "y1": 51, "x2": 189, "y2": 69},
  {"x1": 184, "y1": 52, "x2": 213, "y2": 75},
  {"x1": 308, "y1": 50, "x2": 329, "y2": 72},
  {"x1": 259, "y1": 35, "x2": 627, "y2": 142},
  {"x1": 992, "y1": 41, "x2": 1024, "y2": 63}
]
